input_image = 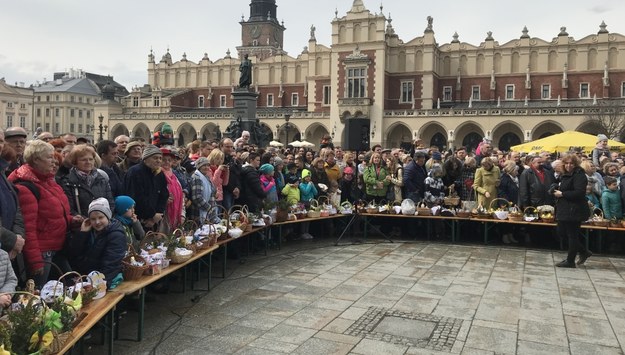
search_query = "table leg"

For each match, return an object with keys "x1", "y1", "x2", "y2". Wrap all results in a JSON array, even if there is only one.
[
  {"x1": 451, "y1": 220, "x2": 456, "y2": 243},
  {"x1": 183, "y1": 265, "x2": 188, "y2": 293},
  {"x1": 138, "y1": 288, "x2": 145, "y2": 341},
  {"x1": 456, "y1": 220, "x2": 462, "y2": 242},
  {"x1": 108, "y1": 306, "x2": 115, "y2": 355},
  {"x1": 208, "y1": 252, "x2": 212, "y2": 291},
  {"x1": 278, "y1": 225, "x2": 282, "y2": 250},
  {"x1": 222, "y1": 244, "x2": 227, "y2": 279},
  {"x1": 264, "y1": 230, "x2": 268, "y2": 256},
  {"x1": 483, "y1": 222, "x2": 489, "y2": 244}
]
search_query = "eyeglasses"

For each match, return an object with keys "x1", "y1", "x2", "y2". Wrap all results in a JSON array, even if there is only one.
[{"x1": 117, "y1": 141, "x2": 129, "y2": 144}]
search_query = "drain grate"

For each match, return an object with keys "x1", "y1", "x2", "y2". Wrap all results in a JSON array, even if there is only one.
[{"x1": 344, "y1": 307, "x2": 463, "y2": 352}]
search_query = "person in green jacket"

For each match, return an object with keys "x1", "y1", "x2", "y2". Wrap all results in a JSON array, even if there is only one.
[
  {"x1": 601, "y1": 176, "x2": 622, "y2": 219},
  {"x1": 363, "y1": 152, "x2": 391, "y2": 203}
]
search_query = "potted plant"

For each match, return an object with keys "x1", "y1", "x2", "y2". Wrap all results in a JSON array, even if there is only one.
[{"x1": 275, "y1": 198, "x2": 290, "y2": 222}]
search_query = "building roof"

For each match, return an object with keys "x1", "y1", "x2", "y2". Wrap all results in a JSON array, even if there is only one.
[{"x1": 33, "y1": 77, "x2": 101, "y2": 96}]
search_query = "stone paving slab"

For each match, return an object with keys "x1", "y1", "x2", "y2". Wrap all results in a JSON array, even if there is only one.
[{"x1": 88, "y1": 240, "x2": 625, "y2": 354}]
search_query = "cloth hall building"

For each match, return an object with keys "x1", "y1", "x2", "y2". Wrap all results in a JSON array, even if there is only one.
[{"x1": 99, "y1": 0, "x2": 625, "y2": 152}]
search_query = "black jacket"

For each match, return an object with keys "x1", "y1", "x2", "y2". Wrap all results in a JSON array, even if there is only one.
[
  {"x1": 67, "y1": 219, "x2": 126, "y2": 285},
  {"x1": 498, "y1": 173, "x2": 519, "y2": 206},
  {"x1": 238, "y1": 164, "x2": 266, "y2": 213},
  {"x1": 223, "y1": 154, "x2": 241, "y2": 195},
  {"x1": 59, "y1": 168, "x2": 115, "y2": 217},
  {"x1": 403, "y1": 160, "x2": 427, "y2": 201},
  {"x1": 124, "y1": 162, "x2": 169, "y2": 221},
  {"x1": 555, "y1": 167, "x2": 589, "y2": 222},
  {"x1": 518, "y1": 167, "x2": 555, "y2": 208}
]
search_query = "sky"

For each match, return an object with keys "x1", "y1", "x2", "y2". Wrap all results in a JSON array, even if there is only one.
[{"x1": 1, "y1": 0, "x2": 624, "y2": 90}]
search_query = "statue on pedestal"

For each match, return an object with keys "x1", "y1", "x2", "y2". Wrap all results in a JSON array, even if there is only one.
[{"x1": 239, "y1": 54, "x2": 252, "y2": 88}]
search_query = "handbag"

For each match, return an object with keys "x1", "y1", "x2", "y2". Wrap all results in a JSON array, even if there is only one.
[{"x1": 461, "y1": 188, "x2": 477, "y2": 211}]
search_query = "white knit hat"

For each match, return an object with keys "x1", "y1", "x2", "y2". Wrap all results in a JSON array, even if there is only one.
[{"x1": 88, "y1": 197, "x2": 112, "y2": 220}]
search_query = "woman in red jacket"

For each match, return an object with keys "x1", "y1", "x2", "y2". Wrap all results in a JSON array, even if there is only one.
[{"x1": 8, "y1": 140, "x2": 82, "y2": 288}]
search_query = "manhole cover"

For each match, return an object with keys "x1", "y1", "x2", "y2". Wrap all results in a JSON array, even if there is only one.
[{"x1": 345, "y1": 307, "x2": 463, "y2": 352}]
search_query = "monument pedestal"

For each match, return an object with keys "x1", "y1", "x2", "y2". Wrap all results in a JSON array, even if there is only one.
[{"x1": 224, "y1": 89, "x2": 270, "y2": 147}]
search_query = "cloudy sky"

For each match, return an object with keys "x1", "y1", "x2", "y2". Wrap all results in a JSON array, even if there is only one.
[{"x1": 1, "y1": 0, "x2": 623, "y2": 89}]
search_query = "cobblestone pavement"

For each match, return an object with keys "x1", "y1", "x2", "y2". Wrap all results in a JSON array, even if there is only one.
[{"x1": 91, "y1": 239, "x2": 625, "y2": 354}]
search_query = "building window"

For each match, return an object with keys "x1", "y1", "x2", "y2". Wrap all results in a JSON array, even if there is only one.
[
  {"x1": 45, "y1": 108, "x2": 50, "y2": 117},
  {"x1": 541, "y1": 84, "x2": 551, "y2": 99},
  {"x1": 505, "y1": 84, "x2": 515, "y2": 100},
  {"x1": 291, "y1": 93, "x2": 299, "y2": 107},
  {"x1": 55, "y1": 95, "x2": 59, "y2": 101},
  {"x1": 78, "y1": 97, "x2": 83, "y2": 103},
  {"x1": 78, "y1": 110, "x2": 83, "y2": 118},
  {"x1": 87, "y1": 110, "x2": 91, "y2": 119},
  {"x1": 267, "y1": 94, "x2": 274, "y2": 107},
  {"x1": 87, "y1": 98, "x2": 90, "y2": 104},
  {"x1": 198, "y1": 95, "x2": 205, "y2": 108},
  {"x1": 55, "y1": 108, "x2": 60, "y2": 117},
  {"x1": 7, "y1": 102, "x2": 13, "y2": 109},
  {"x1": 70, "y1": 123, "x2": 75, "y2": 132},
  {"x1": 78, "y1": 124, "x2": 83, "y2": 133},
  {"x1": 580, "y1": 83, "x2": 590, "y2": 98},
  {"x1": 322, "y1": 86, "x2": 331, "y2": 106},
  {"x1": 55, "y1": 123, "x2": 59, "y2": 134},
  {"x1": 37, "y1": 96, "x2": 41, "y2": 102},
  {"x1": 153, "y1": 96, "x2": 160, "y2": 107},
  {"x1": 400, "y1": 81, "x2": 413, "y2": 103},
  {"x1": 70, "y1": 96, "x2": 74, "y2": 102},
  {"x1": 6, "y1": 115, "x2": 13, "y2": 127},
  {"x1": 19, "y1": 117, "x2": 25, "y2": 128},
  {"x1": 132, "y1": 96, "x2": 139, "y2": 107},
  {"x1": 46, "y1": 95, "x2": 50, "y2": 102},
  {"x1": 36, "y1": 108, "x2": 41, "y2": 117},
  {"x1": 45, "y1": 123, "x2": 50, "y2": 131},
  {"x1": 471, "y1": 86, "x2": 480, "y2": 101},
  {"x1": 621, "y1": 82, "x2": 625, "y2": 97},
  {"x1": 20, "y1": 103, "x2": 25, "y2": 109},
  {"x1": 347, "y1": 67, "x2": 366, "y2": 98},
  {"x1": 70, "y1": 109, "x2": 75, "y2": 118},
  {"x1": 219, "y1": 95, "x2": 226, "y2": 108},
  {"x1": 443, "y1": 86, "x2": 452, "y2": 101}
]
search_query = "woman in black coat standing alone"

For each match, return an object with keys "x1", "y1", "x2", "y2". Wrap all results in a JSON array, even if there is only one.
[{"x1": 553, "y1": 152, "x2": 591, "y2": 268}]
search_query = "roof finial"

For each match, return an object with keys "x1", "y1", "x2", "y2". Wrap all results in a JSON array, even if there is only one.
[
  {"x1": 335, "y1": 8, "x2": 338, "y2": 19},
  {"x1": 380, "y1": 3, "x2": 383, "y2": 15},
  {"x1": 599, "y1": 20, "x2": 608, "y2": 34},
  {"x1": 452, "y1": 32, "x2": 459, "y2": 43},
  {"x1": 521, "y1": 26, "x2": 529, "y2": 39}
]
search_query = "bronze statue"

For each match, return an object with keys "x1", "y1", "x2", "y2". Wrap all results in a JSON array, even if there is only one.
[{"x1": 239, "y1": 54, "x2": 252, "y2": 88}]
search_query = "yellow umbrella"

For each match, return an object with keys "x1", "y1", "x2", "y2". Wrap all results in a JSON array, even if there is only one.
[{"x1": 511, "y1": 131, "x2": 625, "y2": 154}]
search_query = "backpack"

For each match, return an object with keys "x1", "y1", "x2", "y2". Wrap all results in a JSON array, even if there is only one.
[{"x1": 14, "y1": 180, "x2": 40, "y2": 201}]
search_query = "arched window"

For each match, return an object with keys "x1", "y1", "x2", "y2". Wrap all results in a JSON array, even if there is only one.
[
  {"x1": 498, "y1": 132, "x2": 521, "y2": 152},
  {"x1": 430, "y1": 132, "x2": 447, "y2": 151},
  {"x1": 462, "y1": 132, "x2": 482, "y2": 153}
]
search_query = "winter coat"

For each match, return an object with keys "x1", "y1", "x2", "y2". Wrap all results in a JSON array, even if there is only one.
[
  {"x1": 592, "y1": 146, "x2": 610, "y2": 166},
  {"x1": 498, "y1": 173, "x2": 519, "y2": 206},
  {"x1": 8, "y1": 164, "x2": 73, "y2": 272},
  {"x1": 0, "y1": 159, "x2": 25, "y2": 252},
  {"x1": 473, "y1": 166, "x2": 500, "y2": 209},
  {"x1": 260, "y1": 174, "x2": 278, "y2": 202},
  {"x1": 518, "y1": 167, "x2": 555, "y2": 208},
  {"x1": 555, "y1": 167, "x2": 589, "y2": 222},
  {"x1": 601, "y1": 188, "x2": 623, "y2": 220},
  {"x1": 59, "y1": 168, "x2": 114, "y2": 217},
  {"x1": 100, "y1": 164, "x2": 124, "y2": 197},
  {"x1": 124, "y1": 162, "x2": 169, "y2": 221},
  {"x1": 299, "y1": 181, "x2": 318, "y2": 202},
  {"x1": 460, "y1": 167, "x2": 476, "y2": 201},
  {"x1": 239, "y1": 164, "x2": 266, "y2": 213},
  {"x1": 0, "y1": 249, "x2": 17, "y2": 293},
  {"x1": 388, "y1": 163, "x2": 404, "y2": 203},
  {"x1": 403, "y1": 160, "x2": 427, "y2": 201},
  {"x1": 363, "y1": 164, "x2": 390, "y2": 197},
  {"x1": 424, "y1": 173, "x2": 445, "y2": 206},
  {"x1": 281, "y1": 184, "x2": 300, "y2": 205},
  {"x1": 67, "y1": 219, "x2": 126, "y2": 285}
]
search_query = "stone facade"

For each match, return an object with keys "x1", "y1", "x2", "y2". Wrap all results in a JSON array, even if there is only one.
[
  {"x1": 107, "y1": 0, "x2": 625, "y2": 152},
  {"x1": 0, "y1": 79, "x2": 34, "y2": 134}
]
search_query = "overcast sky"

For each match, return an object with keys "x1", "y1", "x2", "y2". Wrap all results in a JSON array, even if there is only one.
[{"x1": 1, "y1": 0, "x2": 623, "y2": 89}]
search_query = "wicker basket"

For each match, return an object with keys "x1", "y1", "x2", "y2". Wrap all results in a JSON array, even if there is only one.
[
  {"x1": 523, "y1": 206, "x2": 539, "y2": 222},
  {"x1": 591, "y1": 209, "x2": 610, "y2": 227},
  {"x1": 170, "y1": 249, "x2": 193, "y2": 264},
  {"x1": 417, "y1": 207, "x2": 431, "y2": 216},
  {"x1": 456, "y1": 211, "x2": 470, "y2": 218},
  {"x1": 444, "y1": 196, "x2": 460, "y2": 207},
  {"x1": 508, "y1": 213, "x2": 523, "y2": 222},
  {"x1": 122, "y1": 246, "x2": 149, "y2": 280},
  {"x1": 365, "y1": 206, "x2": 379, "y2": 214}
]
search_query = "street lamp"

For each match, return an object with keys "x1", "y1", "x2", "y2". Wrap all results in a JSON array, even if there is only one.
[
  {"x1": 97, "y1": 114, "x2": 107, "y2": 142},
  {"x1": 284, "y1": 114, "x2": 291, "y2": 145}
]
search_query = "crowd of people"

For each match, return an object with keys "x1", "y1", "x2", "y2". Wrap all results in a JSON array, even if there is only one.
[{"x1": 0, "y1": 125, "x2": 622, "y2": 292}]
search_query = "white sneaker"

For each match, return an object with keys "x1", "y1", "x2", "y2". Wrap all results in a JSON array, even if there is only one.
[{"x1": 301, "y1": 233, "x2": 314, "y2": 239}]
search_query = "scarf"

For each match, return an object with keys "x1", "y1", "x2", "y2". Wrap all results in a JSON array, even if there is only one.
[
  {"x1": 164, "y1": 170, "x2": 184, "y2": 229},
  {"x1": 74, "y1": 167, "x2": 97, "y2": 187},
  {"x1": 115, "y1": 213, "x2": 133, "y2": 226},
  {"x1": 194, "y1": 169, "x2": 215, "y2": 221}
]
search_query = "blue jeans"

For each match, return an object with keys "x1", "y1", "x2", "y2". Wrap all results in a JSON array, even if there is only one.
[{"x1": 223, "y1": 191, "x2": 234, "y2": 211}]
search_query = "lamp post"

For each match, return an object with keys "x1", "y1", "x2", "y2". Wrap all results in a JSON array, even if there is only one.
[
  {"x1": 284, "y1": 114, "x2": 291, "y2": 145},
  {"x1": 98, "y1": 114, "x2": 104, "y2": 142}
]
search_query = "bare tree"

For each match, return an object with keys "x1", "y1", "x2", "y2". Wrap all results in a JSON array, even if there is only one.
[{"x1": 585, "y1": 100, "x2": 625, "y2": 140}]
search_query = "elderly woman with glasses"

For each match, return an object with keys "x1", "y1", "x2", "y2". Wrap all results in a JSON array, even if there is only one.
[
  {"x1": 58, "y1": 144, "x2": 114, "y2": 217},
  {"x1": 9, "y1": 140, "x2": 83, "y2": 288}
]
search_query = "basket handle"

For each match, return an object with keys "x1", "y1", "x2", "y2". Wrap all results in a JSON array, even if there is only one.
[
  {"x1": 489, "y1": 198, "x2": 509, "y2": 210},
  {"x1": 592, "y1": 208, "x2": 604, "y2": 218},
  {"x1": 523, "y1": 206, "x2": 537, "y2": 214}
]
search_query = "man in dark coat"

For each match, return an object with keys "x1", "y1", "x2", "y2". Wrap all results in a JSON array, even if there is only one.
[
  {"x1": 519, "y1": 155, "x2": 555, "y2": 208},
  {"x1": 96, "y1": 140, "x2": 124, "y2": 197},
  {"x1": 238, "y1": 152, "x2": 266, "y2": 213},
  {"x1": 403, "y1": 151, "x2": 428, "y2": 202},
  {"x1": 124, "y1": 145, "x2": 169, "y2": 230},
  {"x1": 220, "y1": 138, "x2": 241, "y2": 210}
]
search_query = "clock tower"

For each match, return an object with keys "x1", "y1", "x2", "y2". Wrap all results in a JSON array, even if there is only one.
[{"x1": 238, "y1": 0, "x2": 286, "y2": 61}]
